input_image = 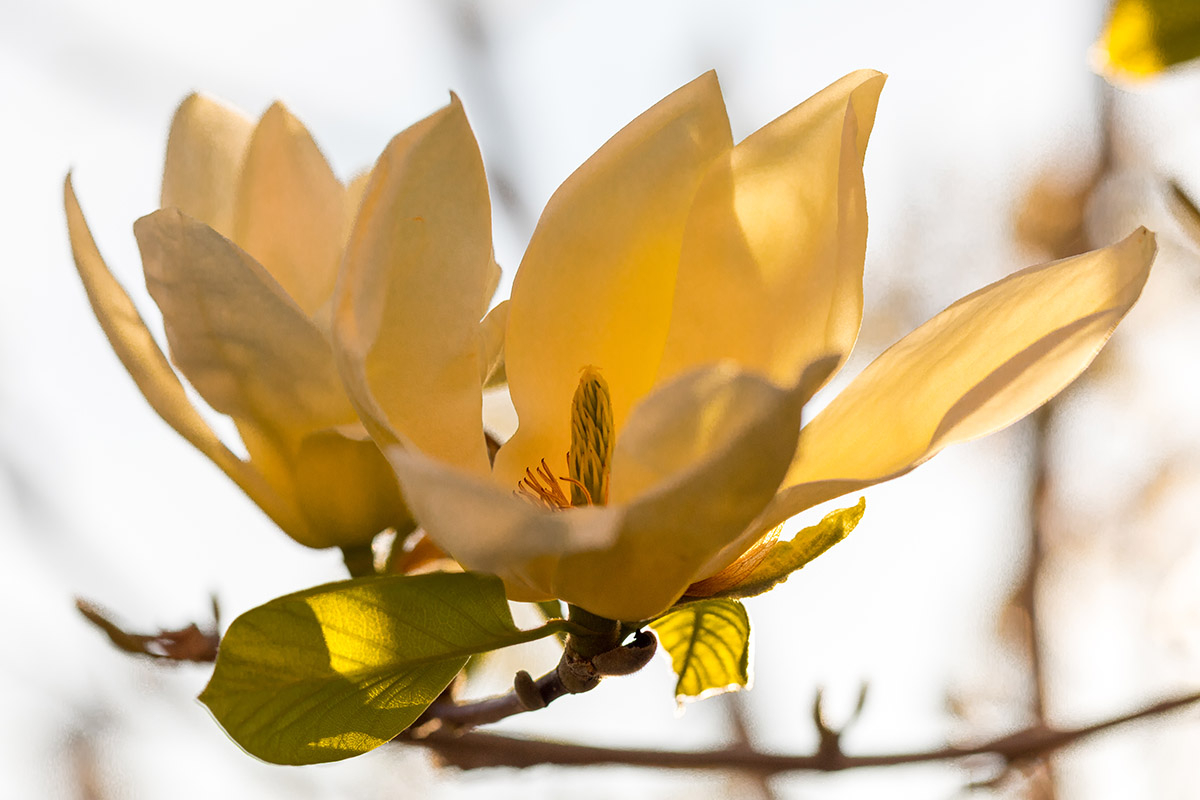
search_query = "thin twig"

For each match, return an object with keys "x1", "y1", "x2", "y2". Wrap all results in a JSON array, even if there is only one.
[
  {"x1": 75, "y1": 597, "x2": 219, "y2": 663},
  {"x1": 417, "y1": 668, "x2": 573, "y2": 731},
  {"x1": 408, "y1": 690, "x2": 1200, "y2": 774},
  {"x1": 410, "y1": 629, "x2": 658, "y2": 732},
  {"x1": 1018, "y1": 404, "x2": 1059, "y2": 795},
  {"x1": 724, "y1": 693, "x2": 777, "y2": 799}
]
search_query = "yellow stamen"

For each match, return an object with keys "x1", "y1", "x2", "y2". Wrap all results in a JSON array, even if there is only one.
[
  {"x1": 515, "y1": 367, "x2": 614, "y2": 511},
  {"x1": 568, "y1": 366, "x2": 613, "y2": 506},
  {"x1": 515, "y1": 458, "x2": 572, "y2": 510}
]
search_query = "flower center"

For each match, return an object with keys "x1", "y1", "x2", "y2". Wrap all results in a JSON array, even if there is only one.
[{"x1": 515, "y1": 366, "x2": 614, "y2": 510}]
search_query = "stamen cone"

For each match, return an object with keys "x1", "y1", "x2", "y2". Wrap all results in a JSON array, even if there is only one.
[{"x1": 568, "y1": 367, "x2": 613, "y2": 506}]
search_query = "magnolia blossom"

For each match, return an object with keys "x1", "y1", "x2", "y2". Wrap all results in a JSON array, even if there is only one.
[
  {"x1": 65, "y1": 95, "x2": 502, "y2": 549},
  {"x1": 337, "y1": 71, "x2": 1157, "y2": 620},
  {"x1": 338, "y1": 70, "x2": 1155, "y2": 622}
]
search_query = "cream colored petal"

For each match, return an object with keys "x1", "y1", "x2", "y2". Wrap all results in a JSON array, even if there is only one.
[
  {"x1": 478, "y1": 300, "x2": 509, "y2": 388},
  {"x1": 493, "y1": 72, "x2": 733, "y2": 489},
  {"x1": 64, "y1": 176, "x2": 303, "y2": 535},
  {"x1": 755, "y1": 228, "x2": 1157, "y2": 536},
  {"x1": 550, "y1": 363, "x2": 813, "y2": 621},
  {"x1": 134, "y1": 208, "x2": 356, "y2": 441},
  {"x1": 160, "y1": 93, "x2": 254, "y2": 239},
  {"x1": 384, "y1": 446, "x2": 621, "y2": 587},
  {"x1": 232, "y1": 102, "x2": 346, "y2": 316},
  {"x1": 389, "y1": 363, "x2": 815, "y2": 620},
  {"x1": 332, "y1": 95, "x2": 494, "y2": 475},
  {"x1": 657, "y1": 70, "x2": 886, "y2": 389}
]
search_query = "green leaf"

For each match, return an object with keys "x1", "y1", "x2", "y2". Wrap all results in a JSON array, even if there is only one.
[
  {"x1": 703, "y1": 498, "x2": 865, "y2": 600},
  {"x1": 200, "y1": 572, "x2": 567, "y2": 765},
  {"x1": 650, "y1": 599, "x2": 750, "y2": 701}
]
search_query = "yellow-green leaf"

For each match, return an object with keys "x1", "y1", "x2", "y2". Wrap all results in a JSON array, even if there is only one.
[
  {"x1": 650, "y1": 599, "x2": 750, "y2": 701},
  {"x1": 1096, "y1": 0, "x2": 1200, "y2": 81},
  {"x1": 703, "y1": 499, "x2": 865, "y2": 600},
  {"x1": 200, "y1": 572, "x2": 568, "y2": 765}
]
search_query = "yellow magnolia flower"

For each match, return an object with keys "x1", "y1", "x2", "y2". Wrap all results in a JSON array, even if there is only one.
[
  {"x1": 335, "y1": 70, "x2": 1157, "y2": 621},
  {"x1": 65, "y1": 94, "x2": 503, "y2": 549}
]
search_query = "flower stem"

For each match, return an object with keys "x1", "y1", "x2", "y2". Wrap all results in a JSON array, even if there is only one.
[{"x1": 563, "y1": 605, "x2": 622, "y2": 659}]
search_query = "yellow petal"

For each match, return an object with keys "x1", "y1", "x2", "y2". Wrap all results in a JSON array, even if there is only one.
[
  {"x1": 160, "y1": 93, "x2": 254, "y2": 239},
  {"x1": 478, "y1": 300, "x2": 508, "y2": 388},
  {"x1": 657, "y1": 70, "x2": 885, "y2": 388},
  {"x1": 332, "y1": 95, "x2": 494, "y2": 475},
  {"x1": 388, "y1": 362, "x2": 821, "y2": 620},
  {"x1": 756, "y1": 228, "x2": 1157, "y2": 535},
  {"x1": 134, "y1": 208, "x2": 356, "y2": 440},
  {"x1": 232, "y1": 102, "x2": 346, "y2": 316},
  {"x1": 342, "y1": 170, "x2": 372, "y2": 246},
  {"x1": 1094, "y1": 0, "x2": 1200, "y2": 81},
  {"x1": 292, "y1": 428, "x2": 413, "y2": 548},
  {"x1": 493, "y1": 72, "x2": 733, "y2": 489},
  {"x1": 384, "y1": 446, "x2": 621, "y2": 586},
  {"x1": 551, "y1": 364, "x2": 814, "y2": 621},
  {"x1": 64, "y1": 175, "x2": 302, "y2": 535}
]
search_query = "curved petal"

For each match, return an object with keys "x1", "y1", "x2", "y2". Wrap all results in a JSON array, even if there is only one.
[
  {"x1": 546, "y1": 363, "x2": 813, "y2": 620},
  {"x1": 478, "y1": 300, "x2": 509, "y2": 388},
  {"x1": 1093, "y1": 0, "x2": 1200, "y2": 81},
  {"x1": 493, "y1": 72, "x2": 734, "y2": 489},
  {"x1": 754, "y1": 228, "x2": 1157, "y2": 536},
  {"x1": 232, "y1": 102, "x2": 346, "y2": 316},
  {"x1": 64, "y1": 176, "x2": 303, "y2": 535},
  {"x1": 342, "y1": 170, "x2": 372, "y2": 246},
  {"x1": 657, "y1": 70, "x2": 886, "y2": 388},
  {"x1": 160, "y1": 93, "x2": 254, "y2": 239},
  {"x1": 292, "y1": 429, "x2": 412, "y2": 548},
  {"x1": 384, "y1": 446, "x2": 621, "y2": 591},
  {"x1": 332, "y1": 95, "x2": 494, "y2": 475},
  {"x1": 134, "y1": 208, "x2": 356, "y2": 441}
]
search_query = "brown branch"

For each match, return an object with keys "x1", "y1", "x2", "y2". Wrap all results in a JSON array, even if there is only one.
[
  {"x1": 408, "y1": 690, "x2": 1200, "y2": 774},
  {"x1": 1016, "y1": 403, "x2": 1059, "y2": 795},
  {"x1": 75, "y1": 597, "x2": 220, "y2": 663},
  {"x1": 724, "y1": 693, "x2": 776, "y2": 800},
  {"x1": 411, "y1": 629, "x2": 658, "y2": 733}
]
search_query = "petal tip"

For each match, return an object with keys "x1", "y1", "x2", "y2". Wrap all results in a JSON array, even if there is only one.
[{"x1": 1120, "y1": 225, "x2": 1158, "y2": 262}]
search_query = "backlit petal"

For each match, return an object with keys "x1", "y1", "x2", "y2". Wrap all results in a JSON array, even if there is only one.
[
  {"x1": 160, "y1": 93, "x2": 254, "y2": 239},
  {"x1": 292, "y1": 428, "x2": 412, "y2": 548},
  {"x1": 552, "y1": 363, "x2": 813, "y2": 621},
  {"x1": 478, "y1": 300, "x2": 509, "y2": 388},
  {"x1": 493, "y1": 72, "x2": 733, "y2": 488},
  {"x1": 1094, "y1": 0, "x2": 1200, "y2": 81},
  {"x1": 342, "y1": 170, "x2": 371, "y2": 245},
  {"x1": 232, "y1": 102, "x2": 346, "y2": 316},
  {"x1": 384, "y1": 446, "x2": 621, "y2": 594},
  {"x1": 134, "y1": 209, "x2": 356, "y2": 441},
  {"x1": 755, "y1": 228, "x2": 1157, "y2": 535},
  {"x1": 65, "y1": 176, "x2": 303, "y2": 535},
  {"x1": 658, "y1": 70, "x2": 885, "y2": 388},
  {"x1": 333, "y1": 96, "x2": 493, "y2": 475}
]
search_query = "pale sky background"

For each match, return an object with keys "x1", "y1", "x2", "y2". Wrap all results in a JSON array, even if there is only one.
[{"x1": 4, "y1": 1, "x2": 1200, "y2": 798}]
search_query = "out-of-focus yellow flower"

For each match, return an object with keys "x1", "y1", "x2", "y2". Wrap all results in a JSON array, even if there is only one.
[
  {"x1": 65, "y1": 94, "x2": 503, "y2": 549},
  {"x1": 1093, "y1": 0, "x2": 1200, "y2": 81},
  {"x1": 336, "y1": 71, "x2": 1157, "y2": 621}
]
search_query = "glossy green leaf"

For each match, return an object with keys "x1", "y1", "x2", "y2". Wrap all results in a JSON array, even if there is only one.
[
  {"x1": 200, "y1": 572, "x2": 568, "y2": 765},
  {"x1": 707, "y1": 499, "x2": 865, "y2": 600},
  {"x1": 650, "y1": 599, "x2": 750, "y2": 701}
]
